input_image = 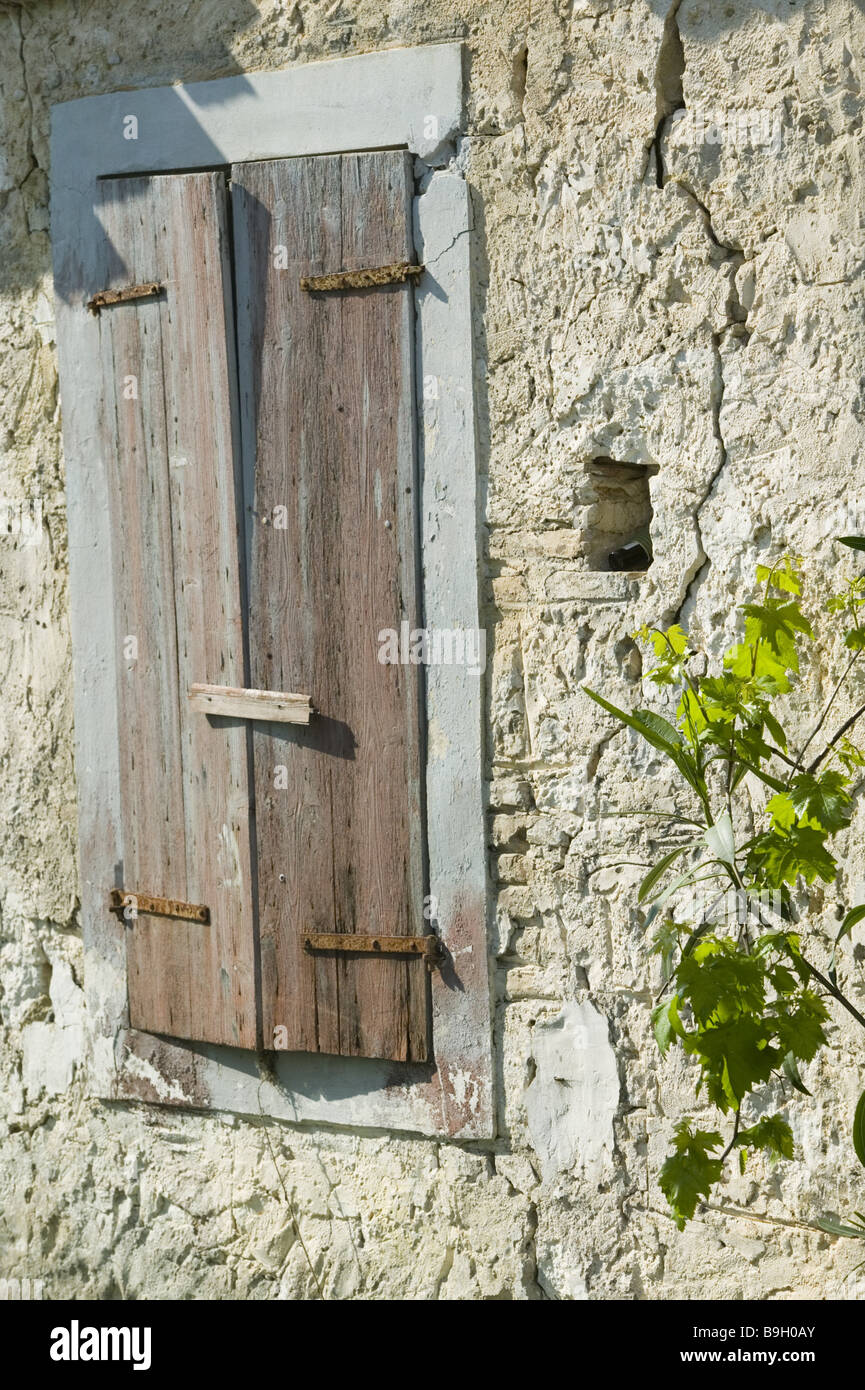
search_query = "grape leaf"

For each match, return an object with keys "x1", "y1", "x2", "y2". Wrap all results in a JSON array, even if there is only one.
[{"x1": 659, "y1": 1123, "x2": 724, "y2": 1230}]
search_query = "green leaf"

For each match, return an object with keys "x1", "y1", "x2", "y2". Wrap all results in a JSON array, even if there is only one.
[
  {"x1": 741, "y1": 598, "x2": 813, "y2": 672},
  {"x1": 769, "y1": 964, "x2": 798, "y2": 995},
  {"x1": 647, "y1": 624, "x2": 688, "y2": 658},
  {"x1": 766, "y1": 791, "x2": 796, "y2": 831},
  {"x1": 837, "y1": 904, "x2": 865, "y2": 947},
  {"x1": 583, "y1": 688, "x2": 681, "y2": 752},
  {"x1": 815, "y1": 1215, "x2": 865, "y2": 1238},
  {"x1": 652, "y1": 995, "x2": 683, "y2": 1055},
  {"x1": 788, "y1": 771, "x2": 852, "y2": 833},
  {"x1": 734, "y1": 751, "x2": 788, "y2": 794},
  {"x1": 583, "y1": 688, "x2": 709, "y2": 804},
  {"x1": 639, "y1": 843, "x2": 698, "y2": 903},
  {"x1": 650, "y1": 918, "x2": 680, "y2": 977},
  {"x1": 747, "y1": 825, "x2": 838, "y2": 888},
  {"x1": 763, "y1": 709, "x2": 788, "y2": 751},
  {"x1": 705, "y1": 812, "x2": 735, "y2": 866},
  {"x1": 854, "y1": 1090, "x2": 865, "y2": 1169},
  {"x1": 685, "y1": 1017, "x2": 781, "y2": 1111},
  {"x1": 757, "y1": 559, "x2": 802, "y2": 595},
  {"x1": 773, "y1": 991, "x2": 829, "y2": 1063},
  {"x1": 782, "y1": 1050, "x2": 811, "y2": 1096},
  {"x1": 676, "y1": 939, "x2": 766, "y2": 1026},
  {"x1": 835, "y1": 738, "x2": 865, "y2": 774},
  {"x1": 735, "y1": 1114, "x2": 794, "y2": 1162},
  {"x1": 838, "y1": 537, "x2": 865, "y2": 552},
  {"x1": 659, "y1": 1123, "x2": 724, "y2": 1230},
  {"x1": 727, "y1": 640, "x2": 791, "y2": 687}
]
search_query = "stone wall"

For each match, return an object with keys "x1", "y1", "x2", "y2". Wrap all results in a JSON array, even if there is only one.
[{"x1": 1, "y1": 0, "x2": 864, "y2": 1299}]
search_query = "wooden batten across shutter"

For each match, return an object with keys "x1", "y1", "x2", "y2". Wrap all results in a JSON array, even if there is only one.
[
  {"x1": 96, "y1": 173, "x2": 259, "y2": 1049},
  {"x1": 231, "y1": 152, "x2": 429, "y2": 1062}
]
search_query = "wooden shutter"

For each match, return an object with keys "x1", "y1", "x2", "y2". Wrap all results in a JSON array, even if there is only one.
[
  {"x1": 96, "y1": 173, "x2": 259, "y2": 1049},
  {"x1": 231, "y1": 152, "x2": 429, "y2": 1061}
]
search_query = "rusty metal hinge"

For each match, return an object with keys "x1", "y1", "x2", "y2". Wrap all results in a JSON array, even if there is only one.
[
  {"x1": 109, "y1": 888, "x2": 210, "y2": 925},
  {"x1": 87, "y1": 282, "x2": 164, "y2": 314},
  {"x1": 304, "y1": 932, "x2": 445, "y2": 969},
  {"x1": 300, "y1": 261, "x2": 424, "y2": 292}
]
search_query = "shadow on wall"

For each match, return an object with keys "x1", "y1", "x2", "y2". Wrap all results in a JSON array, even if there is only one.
[
  {"x1": 1, "y1": 0, "x2": 261, "y2": 297},
  {"x1": 54, "y1": 77, "x2": 261, "y2": 303}
]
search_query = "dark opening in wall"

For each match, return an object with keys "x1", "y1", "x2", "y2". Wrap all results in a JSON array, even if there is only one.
[{"x1": 583, "y1": 458, "x2": 657, "y2": 572}]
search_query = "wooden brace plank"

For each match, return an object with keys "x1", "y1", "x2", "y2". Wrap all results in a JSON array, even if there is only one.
[{"x1": 188, "y1": 683, "x2": 312, "y2": 724}]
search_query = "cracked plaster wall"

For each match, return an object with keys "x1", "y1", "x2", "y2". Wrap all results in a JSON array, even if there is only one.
[{"x1": 1, "y1": 0, "x2": 865, "y2": 1300}]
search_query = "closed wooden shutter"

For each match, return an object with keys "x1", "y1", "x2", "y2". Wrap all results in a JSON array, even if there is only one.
[
  {"x1": 96, "y1": 173, "x2": 259, "y2": 1049},
  {"x1": 231, "y1": 151, "x2": 428, "y2": 1061},
  {"x1": 84, "y1": 152, "x2": 430, "y2": 1062}
]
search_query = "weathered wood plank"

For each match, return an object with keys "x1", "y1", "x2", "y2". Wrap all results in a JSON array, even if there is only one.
[
  {"x1": 233, "y1": 155, "x2": 340, "y2": 1054},
  {"x1": 97, "y1": 178, "x2": 192, "y2": 1041},
  {"x1": 97, "y1": 173, "x2": 259, "y2": 1048},
  {"x1": 232, "y1": 151, "x2": 428, "y2": 1061},
  {"x1": 188, "y1": 683, "x2": 312, "y2": 724},
  {"x1": 333, "y1": 150, "x2": 427, "y2": 1063}
]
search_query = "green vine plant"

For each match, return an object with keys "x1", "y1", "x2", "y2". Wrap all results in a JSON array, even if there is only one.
[{"x1": 585, "y1": 539, "x2": 865, "y2": 1235}]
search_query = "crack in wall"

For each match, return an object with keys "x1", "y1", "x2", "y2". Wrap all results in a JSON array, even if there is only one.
[
  {"x1": 645, "y1": 0, "x2": 685, "y2": 187},
  {"x1": 3, "y1": 3, "x2": 37, "y2": 192},
  {"x1": 645, "y1": 2, "x2": 754, "y2": 626},
  {"x1": 667, "y1": 182, "x2": 752, "y2": 624}
]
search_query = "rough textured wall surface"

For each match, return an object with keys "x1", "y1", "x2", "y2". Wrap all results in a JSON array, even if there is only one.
[{"x1": 1, "y1": 0, "x2": 864, "y2": 1299}]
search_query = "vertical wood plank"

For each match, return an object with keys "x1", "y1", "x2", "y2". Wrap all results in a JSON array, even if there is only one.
[
  {"x1": 98, "y1": 178, "x2": 192, "y2": 1041},
  {"x1": 97, "y1": 173, "x2": 258, "y2": 1048},
  {"x1": 232, "y1": 151, "x2": 428, "y2": 1061}
]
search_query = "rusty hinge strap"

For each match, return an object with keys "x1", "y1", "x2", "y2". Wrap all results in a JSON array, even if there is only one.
[
  {"x1": 87, "y1": 282, "x2": 164, "y2": 314},
  {"x1": 304, "y1": 932, "x2": 445, "y2": 968},
  {"x1": 300, "y1": 261, "x2": 424, "y2": 292},
  {"x1": 109, "y1": 888, "x2": 210, "y2": 925}
]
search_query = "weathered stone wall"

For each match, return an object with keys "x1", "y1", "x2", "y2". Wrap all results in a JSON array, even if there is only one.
[{"x1": 2, "y1": 0, "x2": 864, "y2": 1299}]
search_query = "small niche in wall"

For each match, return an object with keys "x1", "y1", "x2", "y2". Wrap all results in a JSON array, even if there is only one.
[{"x1": 583, "y1": 458, "x2": 658, "y2": 572}]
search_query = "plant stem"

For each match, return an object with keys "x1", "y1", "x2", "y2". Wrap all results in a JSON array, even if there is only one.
[
  {"x1": 720, "y1": 1111, "x2": 741, "y2": 1164},
  {"x1": 794, "y1": 649, "x2": 861, "y2": 776},
  {"x1": 744, "y1": 889, "x2": 865, "y2": 1029},
  {"x1": 800, "y1": 955, "x2": 865, "y2": 1031},
  {"x1": 808, "y1": 697, "x2": 865, "y2": 774}
]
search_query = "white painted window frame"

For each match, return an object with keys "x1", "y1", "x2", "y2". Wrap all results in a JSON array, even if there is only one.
[{"x1": 50, "y1": 43, "x2": 494, "y2": 1139}]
